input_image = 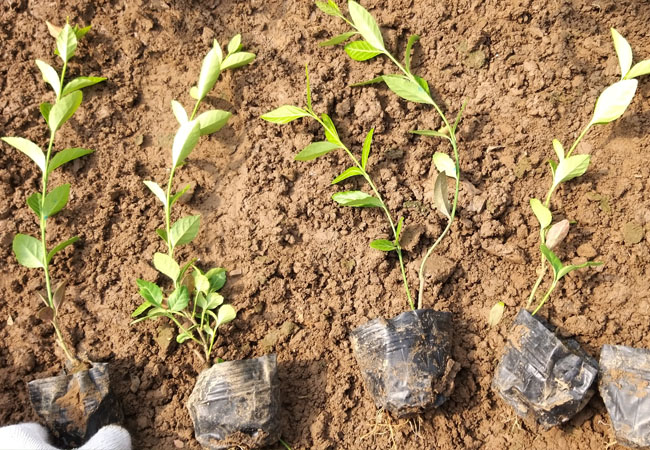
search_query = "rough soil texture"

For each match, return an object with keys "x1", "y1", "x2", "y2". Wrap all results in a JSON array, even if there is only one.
[{"x1": 1, "y1": 0, "x2": 650, "y2": 449}]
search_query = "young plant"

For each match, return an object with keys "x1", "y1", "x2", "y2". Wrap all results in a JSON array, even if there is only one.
[
  {"x1": 317, "y1": 0, "x2": 466, "y2": 309},
  {"x1": 262, "y1": 67, "x2": 414, "y2": 306},
  {"x1": 131, "y1": 36, "x2": 255, "y2": 364},
  {"x1": 2, "y1": 22, "x2": 105, "y2": 366},
  {"x1": 526, "y1": 28, "x2": 650, "y2": 314}
]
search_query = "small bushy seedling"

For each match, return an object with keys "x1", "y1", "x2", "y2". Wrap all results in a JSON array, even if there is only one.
[
  {"x1": 527, "y1": 29, "x2": 649, "y2": 314},
  {"x1": 2, "y1": 22, "x2": 105, "y2": 365},
  {"x1": 131, "y1": 36, "x2": 255, "y2": 364}
]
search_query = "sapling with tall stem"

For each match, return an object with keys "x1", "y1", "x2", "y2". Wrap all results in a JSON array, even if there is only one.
[
  {"x1": 131, "y1": 36, "x2": 255, "y2": 365},
  {"x1": 526, "y1": 28, "x2": 650, "y2": 315},
  {"x1": 2, "y1": 22, "x2": 105, "y2": 367},
  {"x1": 317, "y1": 0, "x2": 466, "y2": 310}
]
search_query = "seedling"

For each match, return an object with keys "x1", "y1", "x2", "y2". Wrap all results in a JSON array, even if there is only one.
[
  {"x1": 2, "y1": 22, "x2": 105, "y2": 366},
  {"x1": 526, "y1": 29, "x2": 649, "y2": 315},
  {"x1": 131, "y1": 36, "x2": 255, "y2": 364},
  {"x1": 317, "y1": 0, "x2": 466, "y2": 309}
]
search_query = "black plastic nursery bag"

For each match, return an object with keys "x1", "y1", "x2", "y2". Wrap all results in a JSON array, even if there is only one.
[
  {"x1": 187, "y1": 354, "x2": 279, "y2": 450},
  {"x1": 350, "y1": 308, "x2": 459, "y2": 418},
  {"x1": 599, "y1": 344, "x2": 650, "y2": 448},
  {"x1": 492, "y1": 309, "x2": 598, "y2": 428},
  {"x1": 27, "y1": 362, "x2": 123, "y2": 448}
]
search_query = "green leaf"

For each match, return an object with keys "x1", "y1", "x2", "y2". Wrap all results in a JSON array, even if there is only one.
[
  {"x1": 27, "y1": 193, "x2": 41, "y2": 216},
  {"x1": 176, "y1": 331, "x2": 193, "y2": 343},
  {"x1": 410, "y1": 129, "x2": 451, "y2": 141},
  {"x1": 169, "y1": 215, "x2": 201, "y2": 247},
  {"x1": 414, "y1": 75, "x2": 430, "y2": 94},
  {"x1": 35, "y1": 59, "x2": 61, "y2": 97},
  {"x1": 48, "y1": 147, "x2": 93, "y2": 174},
  {"x1": 261, "y1": 105, "x2": 310, "y2": 124},
  {"x1": 40, "y1": 102, "x2": 52, "y2": 124},
  {"x1": 178, "y1": 258, "x2": 197, "y2": 284},
  {"x1": 227, "y1": 34, "x2": 242, "y2": 54},
  {"x1": 171, "y1": 100, "x2": 188, "y2": 124},
  {"x1": 47, "y1": 236, "x2": 79, "y2": 263},
  {"x1": 196, "y1": 109, "x2": 231, "y2": 135},
  {"x1": 61, "y1": 76, "x2": 106, "y2": 97},
  {"x1": 553, "y1": 154, "x2": 590, "y2": 187},
  {"x1": 193, "y1": 271, "x2": 210, "y2": 295},
  {"x1": 381, "y1": 75, "x2": 434, "y2": 105},
  {"x1": 170, "y1": 183, "x2": 192, "y2": 207},
  {"x1": 13, "y1": 234, "x2": 44, "y2": 268},
  {"x1": 611, "y1": 28, "x2": 633, "y2": 77},
  {"x1": 344, "y1": 40, "x2": 383, "y2": 61},
  {"x1": 361, "y1": 128, "x2": 373, "y2": 169},
  {"x1": 320, "y1": 31, "x2": 357, "y2": 47},
  {"x1": 197, "y1": 40, "x2": 222, "y2": 100},
  {"x1": 153, "y1": 252, "x2": 180, "y2": 282},
  {"x1": 590, "y1": 79, "x2": 638, "y2": 125},
  {"x1": 136, "y1": 279, "x2": 163, "y2": 307},
  {"x1": 452, "y1": 100, "x2": 468, "y2": 134},
  {"x1": 625, "y1": 60, "x2": 650, "y2": 79},
  {"x1": 332, "y1": 167, "x2": 363, "y2": 184},
  {"x1": 433, "y1": 172, "x2": 451, "y2": 219},
  {"x1": 321, "y1": 113, "x2": 340, "y2": 145},
  {"x1": 332, "y1": 190, "x2": 382, "y2": 207},
  {"x1": 172, "y1": 120, "x2": 201, "y2": 168},
  {"x1": 221, "y1": 52, "x2": 255, "y2": 70},
  {"x1": 395, "y1": 217, "x2": 404, "y2": 243},
  {"x1": 369, "y1": 239, "x2": 396, "y2": 251},
  {"x1": 206, "y1": 268, "x2": 227, "y2": 291},
  {"x1": 557, "y1": 260, "x2": 603, "y2": 280},
  {"x1": 42, "y1": 184, "x2": 70, "y2": 217},
  {"x1": 189, "y1": 86, "x2": 199, "y2": 100},
  {"x1": 168, "y1": 286, "x2": 190, "y2": 312},
  {"x1": 488, "y1": 302, "x2": 505, "y2": 327},
  {"x1": 432, "y1": 152, "x2": 456, "y2": 178},
  {"x1": 552, "y1": 139, "x2": 564, "y2": 161},
  {"x1": 530, "y1": 198, "x2": 552, "y2": 229},
  {"x1": 73, "y1": 24, "x2": 91, "y2": 40},
  {"x1": 404, "y1": 34, "x2": 420, "y2": 72},
  {"x1": 216, "y1": 304, "x2": 236, "y2": 327},
  {"x1": 1, "y1": 137, "x2": 46, "y2": 172},
  {"x1": 49, "y1": 90, "x2": 83, "y2": 132},
  {"x1": 295, "y1": 141, "x2": 341, "y2": 161},
  {"x1": 350, "y1": 76, "x2": 384, "y2": 87},
  {"x1": 156, "y1": 228, "x2": 168, "y2": 243},
  {"x1": 131, "y1": 301, "x2": 152, "y2": 318},
  {"x1": 143, "y1": 181, "x2": 167, "y2": 207},
  {"x1": 315, "y1": 0, "x2": 341, "y2": 16},
  {"x1": 206, "y1": 292, "x2": 224, "y2": 310},
  {"x1": 348, "y1": 0, "x2": 385, "y2": 51},
  {"x1": 548, "y1": 159, "x2": 558, "y2": 177},
  {"x1": 540, "y1": 244, "x2": 563, "y2": 279},
  {"x1": 56, "y1": 24, "x2": 78, "y2": 63}
]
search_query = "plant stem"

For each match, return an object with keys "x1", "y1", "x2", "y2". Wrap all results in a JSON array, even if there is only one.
[
  {"x1": 310, "y1": 112, "x2": 414, "y2": 308},
  {"x1": 57, "y1": 61, "x2": 67, "y2": 101},
  {"x1": 532, "y1": 279, "x2": 557, "y2": 315},
  {"x1": 527, "y1": 122, "x2": 593, "y2": 310},
  {"x1": 417, "y1": 138, "x2": 460, "y2": 310}
]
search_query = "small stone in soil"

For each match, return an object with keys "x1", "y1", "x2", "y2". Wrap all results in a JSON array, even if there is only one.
[
  {"x1": 173, "y1": 439, "x2": 184, "y2": 448},
  {"x1": 576, "y1": 243, "x2": 597, "y2": 258},
  {"x1": 260, "y1": 330, "x2": 279, "y2": 351},
  {"x1": 279, "y1": 321, "x2": 297, "y2": 339},
  {"x1": 623, "y1": 221, "x2": 644, "y2": 244},
  {"x1": 155, "y1": 325, "x2": 175, "y2": 354}
]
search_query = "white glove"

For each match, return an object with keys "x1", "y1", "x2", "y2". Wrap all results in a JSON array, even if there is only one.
[{"x1": 0, "y1": 423, "x2": 131, "y2": 450}]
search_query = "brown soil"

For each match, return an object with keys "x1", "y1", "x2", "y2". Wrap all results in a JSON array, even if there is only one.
[{"x1": 1, "y1": 1, "x2": 650, "y2": 449}]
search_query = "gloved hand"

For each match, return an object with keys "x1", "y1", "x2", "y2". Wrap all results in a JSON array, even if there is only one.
[{"x1": 0, "y1": 423, "x2": 131, "y2": 450}]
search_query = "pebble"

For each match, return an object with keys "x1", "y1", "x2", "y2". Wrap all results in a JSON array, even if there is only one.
[
  {"x1": 576, "y1": 243, "x2": 597, "y2": 258},
  {"x1": 173, "y1": 439, "x2": 185, "y2": 448}
]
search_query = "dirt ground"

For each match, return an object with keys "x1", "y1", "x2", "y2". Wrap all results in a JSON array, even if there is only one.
[{"x1": 1, "y1": 0, "x2": 650, "y2": 449}]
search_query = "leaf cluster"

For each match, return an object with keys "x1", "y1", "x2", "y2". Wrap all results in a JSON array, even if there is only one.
[
  {"x1": 133, "y1": 35, "x2": 254, "y2": 363},
  {"x1": 3, "y1": 22, "x2": 105, "y2": 311},
  {"x1": 527, "y1": 28, "x2": 649, "y2": 313},
  {"x1": 316, "y1": 0, "x2": 434, "y2": 105}
]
